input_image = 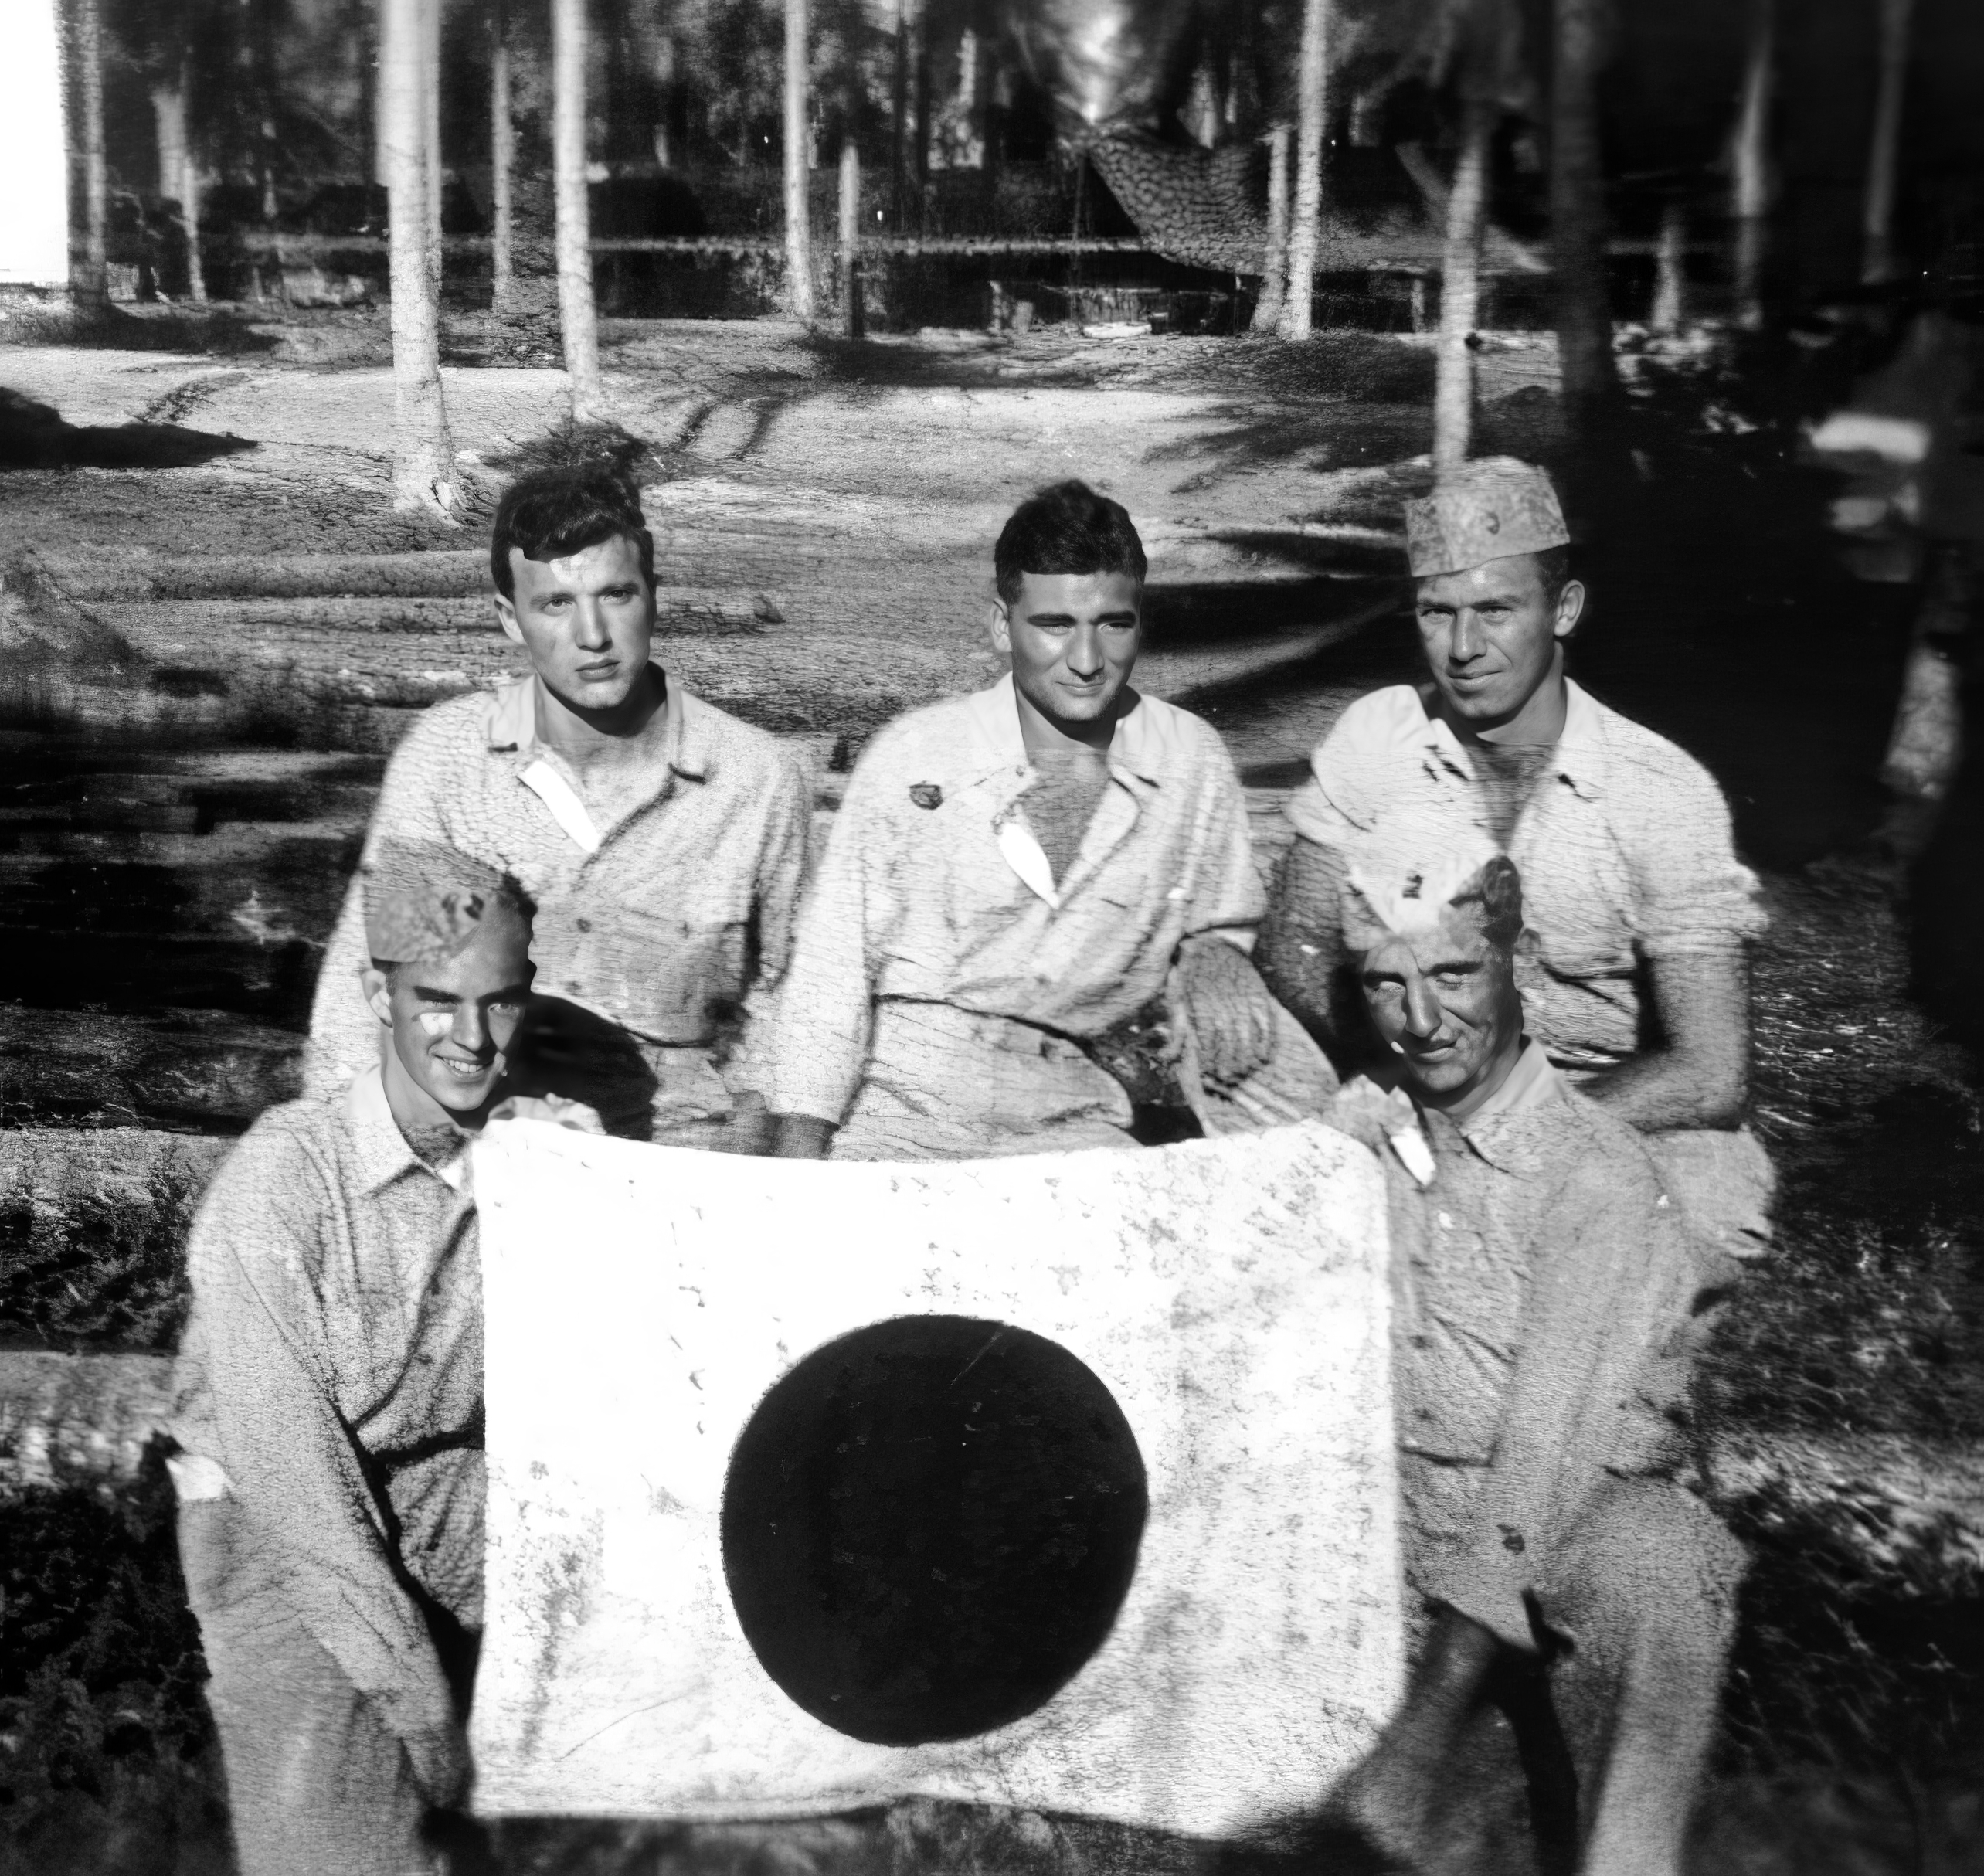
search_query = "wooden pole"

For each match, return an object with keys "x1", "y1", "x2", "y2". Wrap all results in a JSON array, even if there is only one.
[
  {"x1": 1279, "y1": 0, "x2": 1327, "y2": 339},
  {"x1": 1860, "y1": 0, "x2": 1914, "y2": 286},
  {"x1": 1252, "y1": 121, "x2": 1291, "y2": 332},
  {"x1": 423, "y1": 0, "x2": 443, "y2": 271},
  {"x1": 72, "y1": 0, "x2": 109, "y2": 311},
  {"x1": 552, "y1": 0, "x2": 604, "y2": 416},
  {"x1": 1433, "y1": 98, "x2": 1493, "y2": 476},
  {"x1": 491, "y1": 0, "x2": 515, "y2": 313},
  {"x1": 1651, "y1": 202, "x2": 1686, "y2": 334},
  {"x1": 1550, "y1": 0, "x2": 1616, "y2": 428},
  {"x1": 783, "y1": 0, "x2": 814, "y2": 320},
  {"x1": 837, "y1": 138, "x2": 863, "y2": 338},
  {"x1": 381, "y1": 0, "x2": 460, "y2": 515},
  {"x1": 1731, "y1": 0, "x2": 1773, "y2": 329}
]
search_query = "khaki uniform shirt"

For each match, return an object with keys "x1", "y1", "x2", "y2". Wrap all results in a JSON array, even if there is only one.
[
  {"x1": 766, "y1": 676, "x2": 1265, "y2": 1156},
  {"x1": 1344, "y1": 1048, "x2": 1734, "y2": 1648},
  {"x1": 1286, "y1": 681, "x2": 1767, "y2": 1071},
  {"x1": 169, "y1": 1070, "x2": 481, "y2": 1752},
  {"x1": 306, "y1": 675, "x2": 813, "y2": 1139}
]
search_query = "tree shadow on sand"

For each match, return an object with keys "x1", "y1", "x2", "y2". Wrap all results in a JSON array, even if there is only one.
[{"x1": 0, "y1": 388, "x2": 257, "y2": 472}]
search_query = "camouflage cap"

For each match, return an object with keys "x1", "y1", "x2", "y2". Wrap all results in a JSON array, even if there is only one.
[
  {"x1": 1403, "y1": 457, "x2": 1569, "y2": 579},
  {"x1": 363, "y1": 839, "x2": 532, "y2": 967}
]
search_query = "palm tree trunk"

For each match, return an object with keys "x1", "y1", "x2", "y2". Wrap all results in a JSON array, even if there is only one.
[
  {"x1": 71, "y1": 0, "x2": 109, "y2": 311},
  {"x1": 423, "y1": 0, "x2": 443, "y2": 282},
  {"x1": 783, "y1": 0, "x2": 815, "y2": 320},
  {"x1": 1651, "y1": 202, "x2": 1686, "y2": 333},
  {"x1": 1278, "y1": 0, "x2": 1328, "y2": 339},
  {"x1": 491, "y1": 0, "x2": 515, "y2": 313},
  {"x1": 1731, "y1": 0, "x2": 1772, "y2": 328},
  {"x1": 838, "y1": 138, "x2": 863, "y2": 338},
  {"x1": 152, "y1": 77, "x2": 187, "y2": 211},
  {"x1": 1550, "y1": 0, "x2": 1615, "y2": 429},
  {"x1": 552, "y1": 0, "x2": 604, "y2": 415},
  {"x1": 1251, "y1": 121, "x2": 1291, "y2": 332},
  {"x1": 1434, "y1": 97, "x2": 1493, "y2": 475},
  {"x1": 891, "y1": 0, "x2": 909, "y2": 228},
  {"x1": 382, "y1": 0, "x2": 459, "y2": 515},
  {"x1": 1860, "y1": 0, "x2": 1913, "y2": 286}
]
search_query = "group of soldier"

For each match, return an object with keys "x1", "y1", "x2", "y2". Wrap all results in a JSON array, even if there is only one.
[{"x1": 165, "y1": 453, "x2": 1775, "y2": 1876}]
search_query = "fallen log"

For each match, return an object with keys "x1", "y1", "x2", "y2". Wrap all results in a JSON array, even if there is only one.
[{"x1": 0, "y1": 1004, "x2": 302, "y2": 1128}]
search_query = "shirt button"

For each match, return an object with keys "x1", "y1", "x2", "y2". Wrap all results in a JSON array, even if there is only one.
[{"x1": 576, "y1": 918, "x2": 592, "y2": 933}]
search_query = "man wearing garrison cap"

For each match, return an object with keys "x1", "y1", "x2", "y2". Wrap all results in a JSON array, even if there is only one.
[
  {"x1": 1317, "y1": 845, "x2": 1745, "y2": 1876},
  {"x1": 169, "y1": 844, "x2": 586, "y2": 1876},
  {"x1": 1260, "y1": 456, "x2": 1775, "y2": 1256}
]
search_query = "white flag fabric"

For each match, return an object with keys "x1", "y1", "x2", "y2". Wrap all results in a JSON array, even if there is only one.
[{"x1": 470, "y1": 1120, "x2": 1403, "y2": 1843}]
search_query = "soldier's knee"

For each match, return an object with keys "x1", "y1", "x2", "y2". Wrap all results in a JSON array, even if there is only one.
[{"x1": 1549, "y1": 1479, "x2": 1746, "y2": 1649}]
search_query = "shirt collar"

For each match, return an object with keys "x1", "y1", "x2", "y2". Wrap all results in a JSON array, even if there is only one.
[
  {"x1": 1412, "y1": 678, "x2": 1608, "y2": 801},
  {"x1": 963, "y1": 674, "x2": 1167, "y2": 787},
  {"x1": 1454, "y1": 1037, "x2": 1564, "y2": 1130},
  {"x1": 343, "y1": 1065, "x2": 431, "y2": 1195},
  {"x1": 484, "y1": 671, "x2": 711, "y2": 785}
]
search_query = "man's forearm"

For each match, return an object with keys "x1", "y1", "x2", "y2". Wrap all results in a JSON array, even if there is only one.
[
  {"x1": 1256, "y1": 839, "x2": 1351, "y2": 1051},
  {"x1": 1582, "y1": 948, "x2": 1750, "y2": 1132}
]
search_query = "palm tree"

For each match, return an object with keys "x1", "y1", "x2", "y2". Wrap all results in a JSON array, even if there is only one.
[
  {"x1": 1730, "y1": 0, "x2": 1773, "y2": 328},
  {"x1": 1549, "y1": 0, "x2": 1615, "y2": 433},
  {"x1": 783, "y1": 0, "x2": 816, "y2": 319},
  {"x1": 1278, "y1": 0, "x2": 1329, "y2": 340},
  {"x1": 552, "y1": 0, "x2": 605, "y2": 416},
  {"x1": 1860, "y1": 0, "x2": 1913, "y2": 286},
  {"x1": 70, "y1": 0, "x2": 110, "y2": 311},
  {"x1": 1252, "y1": 121, "x2": 1291, "y2": 333},
  {"x1": 1432, "y1": 96, "x2": 1493, "y2": 472},
  {"x1": 491, "y1": 0, "x2": 515, "y2": 314},
  {"x1": 380, "y1": 0, "x2": 459, "y2": 515}
]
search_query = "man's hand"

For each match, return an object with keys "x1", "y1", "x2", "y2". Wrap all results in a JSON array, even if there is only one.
[
  {"x1": 1175, "y1": 933, "x2": 1278, "y2": 1088},
  {"x1": 403, "y1": 1718, "x2": 471, "y2": 1810},
  {"x1": 773, "y1": 1114, "x2": 837, "y2": 1159}
]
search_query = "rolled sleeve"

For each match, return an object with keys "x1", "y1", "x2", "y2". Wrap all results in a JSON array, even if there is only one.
[
  {"x1": 1622, "y1": 749, "x2": 1768, "y2": 959},
  {"x1": 724, "y1": 751, "x2": 815, "y2": 1102},
  {"x1": 764, "y1": 744, "x2": 903, "y2": 1125},
  {"x1": 1185, "y1": 739, "x2": 1266, "y2": 947}
]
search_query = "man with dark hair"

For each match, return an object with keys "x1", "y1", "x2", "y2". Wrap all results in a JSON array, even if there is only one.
[
  {"x1": 170, "y1": 843, "x2": 574, "y2": 1876},
  {"x1": 1259, "y1": 456, "x2": 1775, "y2": 1256},
  {"x1": 1321, "y1": 845, "x2": 1744, "y2": 1876},
  {"x1": 306, "y1": 464, "x2": 813, "y2": 1151},
  {"x1": 767, "y1": 479, "x2": 1337, "y2": 1160}
]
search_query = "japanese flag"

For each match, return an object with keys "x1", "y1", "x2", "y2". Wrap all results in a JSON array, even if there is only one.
[{"x1": 470, "y1": 1121, "x2": 1402, "y2": 1843}]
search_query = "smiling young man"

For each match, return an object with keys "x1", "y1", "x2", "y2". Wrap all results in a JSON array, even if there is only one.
[
  {"x1": 766, "y1": 479, "x2": 1336, "y2": 1160},
  {"x1": 1321, "y1": 849, "x2": 1746, "y2": 1876},
  {"x1": 304, "y1": 464, "x2": 812, "y2": 1152},
  {"x1": 1259, "y1": 456, "x2": 1774, "y2": 1256},
  {"x1": 169, "y1": 844, "x2": 549, "y2": 1876}
]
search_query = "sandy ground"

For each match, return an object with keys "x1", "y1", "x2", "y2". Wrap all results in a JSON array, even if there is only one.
[{"x1": 2, "y1": 311, "x2": 1981, "y2": 1875}]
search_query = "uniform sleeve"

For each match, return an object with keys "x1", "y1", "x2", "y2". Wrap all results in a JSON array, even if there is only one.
[
  {"x1": 1422, "y1": 1142, "x2": 1707, "y2": 1651},
  {"x1": 761, "y1": 737, "x2": 906, "y2": 1125},
  {"x1": 1619, "y1": 741, "x2": 1767, "y2": 958},
  {"x1": 302, "y1": 723, "x2": 454, "y2": 1098},
  {"x1": 170, "y1": 1128, "x2": 456, "y2": 1753},
  {"x1": 724, "y1": 749, "x2": 815, "y2": 1103},
  {"x1": 1183, "y1": 726, "x2": 1265, "y2": 949},
  {"x1": 1281, "y1": 688, "x2": 1407, "y2": 848}
]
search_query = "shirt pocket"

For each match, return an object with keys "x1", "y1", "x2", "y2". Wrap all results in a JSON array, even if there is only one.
[{"x1": 570, "y1": 906, "x2": 749, "y2": 1045}]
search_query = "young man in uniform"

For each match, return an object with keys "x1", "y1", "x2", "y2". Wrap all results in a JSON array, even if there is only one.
[
  {"x1": 306, "y1": 465, "x2": 813, "y2": 1153},
  {"x1": 1323, "y1": 848, "x2": 1744, "y2": 1876},
  {"x1": 170, "y1": 844, "x2": 569, "y2": 1876},
  {"x1": 768, "y1": 479, "x2": 1337, "y2": 1160},
  {"x1": 1259, "y1": 456, "x2": 1773, "y2": 1254}
]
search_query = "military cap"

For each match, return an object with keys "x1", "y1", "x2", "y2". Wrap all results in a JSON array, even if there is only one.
[
  {"x1": 364, "y1": 838, "x2": 531, "y2": 967},
  {"x1": 1403, "y1": 457, "x2": 1569, "y2": 579},
  {"x1": 1339, "y1": 842, "x2": 1525, "y2": 955}
]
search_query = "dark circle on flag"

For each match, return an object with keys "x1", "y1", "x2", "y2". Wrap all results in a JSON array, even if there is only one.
[{"x1": 719, "y1": 1314, "x2": 1148, "y2": 1747}]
